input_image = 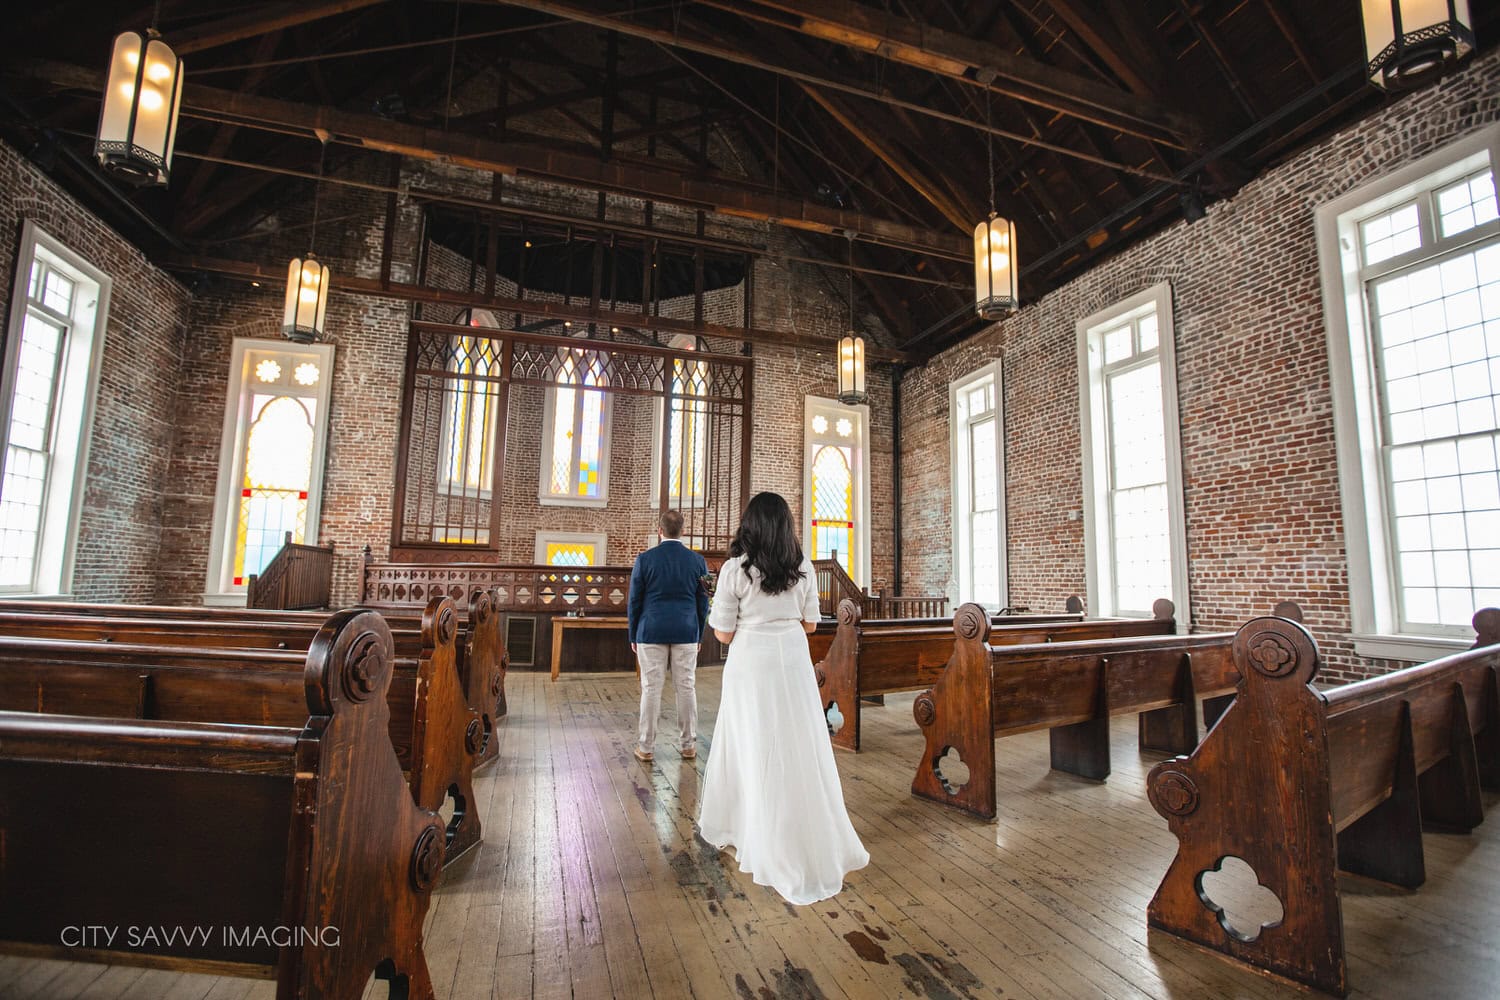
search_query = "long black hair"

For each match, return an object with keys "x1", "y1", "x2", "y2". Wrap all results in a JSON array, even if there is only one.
[{"x1": 728, "y1": 491, "x2": 806, "y2": 595}]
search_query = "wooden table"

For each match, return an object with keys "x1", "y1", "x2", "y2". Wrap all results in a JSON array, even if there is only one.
[{"x1": 550, "y1": 615, "x2": 635, "y2": 681}]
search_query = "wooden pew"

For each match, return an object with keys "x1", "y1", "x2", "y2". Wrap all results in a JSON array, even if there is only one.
[
  {"x1": 812, "y1": 597, "x2": 1178, "y2": 752},
  {"x1": 909, "y1": 601, "x2": 1267, "y2": 819},
  {"x1": 805, "y1": 596, "x2": 1090, "y2": 665},
  {"x1": 0, "y1": 597, "x2": 485, "y2": 863},
  {"x1": 0, "y1": 590, "x2": 508, "y2": 769},
  {"x1": 0, "y1": 608, "x2": 445, "y2": 999},
  {"x1": 1146, "y1": 609, "x2": 1500, "y2": 997}
]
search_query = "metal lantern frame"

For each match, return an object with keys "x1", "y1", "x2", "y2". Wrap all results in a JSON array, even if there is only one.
[
  {"x1": 975, "y1": 86, "x2": 1018, "y2": 319},
  {"x1": 837, "y1": 334, "x2": 867, "y2": 406},
  {"x1": 94, "y1": 28, "x2": 183, "y2": 186},
  {"x1": 1362, "y1": 0, "x2": 1475, "y2": 91}
]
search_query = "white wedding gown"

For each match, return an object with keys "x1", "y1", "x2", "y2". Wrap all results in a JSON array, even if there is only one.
[{"x1": 697, "y1": 556, "x2": 869, "y2": 905}]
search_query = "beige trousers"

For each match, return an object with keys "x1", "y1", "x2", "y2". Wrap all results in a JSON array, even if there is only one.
[{"x1": 635, "y1": 643, "x2": 698, "y2": 751}]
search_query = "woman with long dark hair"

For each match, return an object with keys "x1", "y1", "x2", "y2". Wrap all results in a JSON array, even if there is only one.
[{"x1": 697, "y1": 491, "x2": 868, "y2": 904}]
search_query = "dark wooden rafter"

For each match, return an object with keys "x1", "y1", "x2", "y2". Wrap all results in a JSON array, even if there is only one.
[
  {"x1": 12, "y1": 59, "x2": 968, "y2": 260},
  {"x1": 486, "y1": 0, "x2": 1181, "y2": 181},
  {"x1": 1169, "y1": 0, "x2": 1262, "y2": 122},
  {"x1": 690, "y1": 0, "x2": 1203, "y2": 147},
  {"x1": 168, "y1": 0, "x2": 392, "y2": 55}
]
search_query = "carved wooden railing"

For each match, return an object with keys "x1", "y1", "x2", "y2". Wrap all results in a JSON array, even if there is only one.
[
  {"x1": 812, "y1": 557, "x2": 947, "y2": 621},
  {"x1": 362, "y1": 551, "x2": 633, "y2": 613},
  {"x1": 246, "y1": 533, "x2": 335, "y2": 610}
]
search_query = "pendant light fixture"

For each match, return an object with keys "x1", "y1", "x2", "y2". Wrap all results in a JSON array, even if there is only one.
[
  {"x1": 1361, "y1": 1, "x2": 1475, "y2": 91},
  {"x1": 837, "y1": 235, "x2": 867, "y2": 406},
  {"x1": 94, "y1": 0, "x2": 182, "y2": 186},
  {"x1": 283, "y1": 132, "x2": 332, "y2": 344},
  {"x1": 974, "y1": 85, "x2": 1018, "y2": 319}
]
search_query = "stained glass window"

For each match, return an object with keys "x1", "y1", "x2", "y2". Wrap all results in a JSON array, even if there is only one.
[
  {"x1": 807, "y1": 398, "x2": 866, "y2": 583},
  {"x1": 440, "y1": 334, "x2": 500, "y2": 493},
  {"x1": 542, "y1": 348, "x2": 609, "y2": 503},
  {"x1": 665, "y1": 357, "x2": 710, "y2": 504},
  {"x1": 208, "y1": 341, "x2": 332, "y2": 596},
  {"x1": 545, "y1": 541, "x2": 597, "y2": 566},
  {"x1": 232, "y1": 394, "x2": 315, "y2": 586}
]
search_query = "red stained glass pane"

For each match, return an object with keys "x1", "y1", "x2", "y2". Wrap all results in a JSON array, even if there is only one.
[{"x1": 242, "y1": 488, "x2": 252, "y2": 497}]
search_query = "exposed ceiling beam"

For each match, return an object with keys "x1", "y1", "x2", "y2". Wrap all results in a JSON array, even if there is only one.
[
  {"x1": 162, "y1": 252, "x2": 915, "y2": 362},
  {"x1": 693, "y1": 0, "x2": 1203, "y2": 147},
  {"x1": 169, "y1": 0, "x2": 391, "y2": 56},
  {"x1": 14, "y1": 58, "x2": 969, "y2": 261},
  {"x1": 799, "y1": 85, "x2": 972, "y2": 233},
  {"x1": 487, "y1": 0, "x2": 1183, "y2": 178}
]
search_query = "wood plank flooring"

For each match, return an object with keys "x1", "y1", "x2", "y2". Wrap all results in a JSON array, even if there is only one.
[{"x1": 4, "y1": 667, "x2": 1498, "y2": 999}]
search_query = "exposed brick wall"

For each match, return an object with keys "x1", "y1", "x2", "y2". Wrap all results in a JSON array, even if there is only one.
[
  {"x1": 0, "y1": 140, "x2": 192, "y2": 602},
  {"x1": 899, "y1": 50, "x2": 1500, "y2": 682}
]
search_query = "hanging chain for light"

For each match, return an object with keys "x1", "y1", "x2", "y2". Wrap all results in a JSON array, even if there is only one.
[
  {"x1": 986, "y1": 85, "x2": 995, "y2": 215},
  {"x1": 309, "y1": 132, "x2": 328, "y2": 252},
  {"x1": 150, "y1": 0, "x2": 162, "y2": 31}
]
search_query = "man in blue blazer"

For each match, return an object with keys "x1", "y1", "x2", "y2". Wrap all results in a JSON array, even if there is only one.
[{"x1": 628, "y1": 509, "x2": 710, "y2": 763}]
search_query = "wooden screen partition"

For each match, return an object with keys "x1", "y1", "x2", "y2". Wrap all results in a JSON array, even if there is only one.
[
  {"x1": 362, "y1": 557, "x2": 633, "y2": 615},
  {"x1": 389, "y1": 322, "x2": 752, "y2": 562}
]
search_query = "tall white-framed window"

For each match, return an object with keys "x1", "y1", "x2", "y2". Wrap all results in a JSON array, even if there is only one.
[
  {"x1": 534, "y1": 530, "x2": 607, "y2": 566},
  {"x1": 651, "y1": 337, "x2": 710, "y2": 507},
  {"x1": 0, "y1": 221, "x2": 111, "y2": 596},
  {"x1": 539, "y1": 346, "x2": 611, "y2": 507},
  {"x1": 950, "y1": 361, "x2": 1006, "y2": 609},
  {"x1": 1318, "y1": 122, "x2": 1500, "y2": 660},
  {"x1": 804, "y1": 395, "x2": 871, "y2": 587},
  {"x1": 441, "y1": 309, "x2": 501, "y2": 496},
  {"x1": 204, "y1": 339, "x2": 335, "y2": 604},
  {"x1": 1077, "y1": 282, "x2": 1189, "y2": 626}
]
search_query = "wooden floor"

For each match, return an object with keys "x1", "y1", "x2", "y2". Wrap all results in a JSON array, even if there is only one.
[{"x1": 5, "y1": 668, "x2": 1498, "y2": 1000}]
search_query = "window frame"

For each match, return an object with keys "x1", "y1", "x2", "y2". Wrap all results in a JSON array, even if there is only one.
[
  {"x1": 537, "y1": 347, "x2": 613, "y2": 508},
  {"x1": 802, "y1": 394, "x2": 872, "y2": 588},
  {"x1": 203, "y1": 337, "x2": 336, "y2": 605},
  {"x1": 649, "y1": 341, "x2": 712, "y2": 509},
  {"x1": 438, "y1": 313, "x2": 503, "y2": 498},
  {"x1": 533, "y1": 529, "x2": 607, "y2": 566},
  {"x1": 1316, "y1": 121, "x2": 1500, "y2": 660},
  {"x1": 0, "y1": 221, "x2": 111, "y2": 597},
  {"x1": 1076, "y1": 281, "x2": 1190, "y2": 628},
  {"x1": 948, "y1": 360, "x2": 1008, "y2": 610}
]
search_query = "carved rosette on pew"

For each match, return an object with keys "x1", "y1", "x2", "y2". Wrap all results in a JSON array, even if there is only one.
[
  {"x1": 409, "y1": 596, "x2": 485, "y2": 863},
  {"x1": 910, "y1": 602, "x2": 997, "y2": 819},
  {"x1": 294, "y1": 609, "x2": 447, "y2": 999},
  {"x1": 817, "y1": 599, "x2": 864, "y2": 751}
]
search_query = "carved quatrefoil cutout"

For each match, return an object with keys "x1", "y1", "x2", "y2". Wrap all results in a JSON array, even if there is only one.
[
  {"x1": 1197, "y1": 856, "x2": 1284, "y2": 943},
  {"x1": 825, "y1": 701, "x2": 845, "y2": 735},
  {"x1": 935, "y1": 746, "x2": 971, "y2": 794}
]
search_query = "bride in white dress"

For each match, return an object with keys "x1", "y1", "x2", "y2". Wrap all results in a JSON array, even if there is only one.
[{"x1": 697, "y1": 491, "x2": 869, "y2": 905}]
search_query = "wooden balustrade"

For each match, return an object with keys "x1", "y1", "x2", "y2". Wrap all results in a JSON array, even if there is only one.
[
  {"x1": 813, "y1": 556, "x2": 946, "y2": 621},
  {"x1": 246, "y1": 532, "x2": 335, "y2": 610}
]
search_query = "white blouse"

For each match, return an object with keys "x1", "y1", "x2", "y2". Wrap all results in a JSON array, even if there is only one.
[{"x1": 708, "y1": 555, "x2": 822, "y2": 631}]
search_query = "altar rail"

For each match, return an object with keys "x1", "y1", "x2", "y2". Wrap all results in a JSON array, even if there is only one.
[{"x1": 362, "y1": 550, "x2": 633, "y2": 614}]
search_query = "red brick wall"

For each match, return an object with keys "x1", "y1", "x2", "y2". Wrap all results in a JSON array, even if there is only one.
[
  {"x1": 899, "y1": 50, "x2": 1500, "y2": 682},
  {"x1": 0, "y1": 141, "x2": 192, "y2": 602}
]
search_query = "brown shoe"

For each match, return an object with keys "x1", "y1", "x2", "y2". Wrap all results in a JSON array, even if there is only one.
[
  {"x1": 681, "y1": 745, "x2": 696, "y2": 760},
  {"x1": 633, "y1": 746, "x2": 654, "y2": 763}
]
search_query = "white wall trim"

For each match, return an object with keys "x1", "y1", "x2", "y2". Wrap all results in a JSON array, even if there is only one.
[
  {"x1": 948, "y1": 359, "x2": 1007, "y2": 610},
  {"x1": 204, "y1": 338, "x2": 336, "y2": 597},
  {"x1": 1315, "y1": 121, "x2": 1500, "y2": 644},
  {"x1": 803, "y1": 394, "x2": 872, "y2": 588},
  {"x1": 1076, "y1": 281, "x2": 1189, "y2": 630},
  {"x1": 0, "y1": 220, "x2": 112, "y2": 596}
]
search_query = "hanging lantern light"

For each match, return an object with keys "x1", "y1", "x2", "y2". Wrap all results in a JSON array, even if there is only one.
[
  {"x1": 283, "y1": 255, "x2": 330, "y2": 343},
  {"x1": 975, "y1": 213, "x2": 1018, "y2": 319},
  {"x1": 837, "y1": 335, "x2": 866, "y2": 406},
  {"x1": 837, "y1": 237, "x2": 868, "y2": 406},
  {"x1": 975, "y1": 86, "x2": 1018, "y2": 320},
  {"x1": 94, "y1": 17, "x2": 183, "y2": 186},
  {"x1": 1361, "y1": 1, "x2": 1475, "y2": 91},
  {"x1": 283, "y1": 135, "x2": 332, "y2": 343}
]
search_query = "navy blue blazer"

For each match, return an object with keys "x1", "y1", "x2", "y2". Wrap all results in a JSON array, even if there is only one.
[{"x1": 627, "y1": 539, "x2": 710, "y2": 645}]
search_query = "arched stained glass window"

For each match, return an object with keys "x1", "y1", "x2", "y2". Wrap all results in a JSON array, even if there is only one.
[
  {"x1": 440, "y1": 331, "x2": 501, "y2": 493},
  {"x1": 666, "y1": 355, "x2": 710, "y2": 504},
  {"x1": 233, "y1": 394, "x2": 316, "y2": 586},
  {"x1": 810, "y1": 443, "x2": 855, "y2": 573},
  {"x1": 541, "y1": 347, "x2": 610, "y2": 504}
]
